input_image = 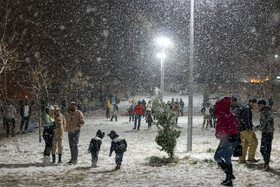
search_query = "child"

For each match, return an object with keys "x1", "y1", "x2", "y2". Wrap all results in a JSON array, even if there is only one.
[
  {"x1": 146, "y1": 112, "x2": 153, "y2": 128},
  {"x1": 108, "y1": 130, "x2": 127, "y2": 170},
  {"x1": 88, "y1": 129, "x2": 105, "y2": 167}
]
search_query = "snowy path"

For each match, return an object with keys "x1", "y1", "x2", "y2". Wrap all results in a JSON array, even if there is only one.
[{"x1": 0, "y1": 114, "x2": 280, "y2": 186}]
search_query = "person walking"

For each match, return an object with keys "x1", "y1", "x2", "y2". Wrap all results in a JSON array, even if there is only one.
[
  {"x1": 110, "y1": 103, "x2": 119, "y2": 121},
  {"x1": 214, "y1": 97, "x2": 240, "y2": 186},
  {"x1": 105, "y1": 98, "x2": 111, "y2": 119},
  {"x1": 237, "y1": 98, "x2": 258, "y2": 164},
  {"x1": 128, "y1": 104, "x2": 134, "y2": 122},
  {"x1": 173, "y1": 100, "x2": 180, "y2": 125},
  {"x1": 20, "y1": 99, "x2": 32, "y2": 134},
  {"x1": 255, "y1": 99, "x2": 274, "y2": 171},
  {"x1": 42, "y1": 105, "x2": 55, "y2": 165},
  {"x1": 51, "y1": 106, "x2": 66, "y2": 164},
  {"x1": 5, "y1": 100, "x2": 17, "y2": 137},
  {"x1": 179, "y1": 98, "x2": 184, "y2": 116},
  {"x1": 66, "y1": 101, "x2": 85, "y2": 165},
  {"x1": 132, "y1": 101, "x2": 145, "y2": 130}
]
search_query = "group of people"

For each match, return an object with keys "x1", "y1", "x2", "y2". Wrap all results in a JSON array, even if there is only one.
[
  {"x1": 127, "y1": 98, "x2": 185, "y2": 130},
  {"x1": 41, "y1": 101, "x2": 84, "y2": 165},
  {"x1": 0, "y1": 99, "x2": 32, "y2": 137},
  {"x1": 214, "y1": 96, "x2": 274, "y2": 186}
]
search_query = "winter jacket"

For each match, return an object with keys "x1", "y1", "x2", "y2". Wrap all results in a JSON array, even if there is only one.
[
  {"x1": 133, "y1": 104, "x2": 145, "y2": 116},
  {"x1": 20, "y1": 104, "x2": 31, "y2": 118},
  {"x1": 256, "y1": 106, "x2": 274, "y2": 132},
  {"x1": 5, "y1": 105, "x2": 17, "y2": 119},
  {"x1": 238, "y1": 104, "x2": 254, "y2": 132},
  {"x1": 110, "y1": 137, "x2": 127, "y2": 154},
  {"x1": 112, "y1": 104, "x2": 119, "y2": 116},
  {"x1": 105, "y1": 99, "x2": 111, "y2": 109},
  {"x1": 173, "y1": 102, "x2": 180, "y2": 117},
  {"x1": 146, "y1": 103, "x2": 152, "y2": 112},
  {"x1": 66, "y1": 109, "x2": 84, "y2": 132},
  {"x1": 42, "y1": 112, "x2": 55, "y2": 130},
  {"x1": 230, "y1": 104, "x2": 241, "y2": 120},
  {"x1": 128, "y1": 105, "x2": 134, "y2": 115},
  {"x1": 88, "y1": 137, "x2": 102, "y2": 152},
  {"x1": 214, "y1": 97, "x2": 240, "y2": 139},
  {"x1": 54, "y1": 113, "x2": 66, "y2": 140},
  {"x1": 179, "y1": 100, "x2": 184, "y2": 108}
]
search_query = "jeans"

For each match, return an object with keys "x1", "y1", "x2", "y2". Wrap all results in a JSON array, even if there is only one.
[
  {"x1": 91, "y1": 151, "x2": 99, "y2": 165},
  {"x1": 20, "y1": 117, "x2": 30, "y2": 132},
  {"x1": 260, "y1": 132, "x2": 273, "y2": 165},
  {"x1": 214, "y1": 136, "x2": 238, "y2": 165},
  {"x1": 115, "y1": 152, "x2": 124, "y2": 165},
  {"x1": 68, "y1": 131, "x2": 80, "y2": 162},
  {"x1": 129, "y1": 114, "x2": 134, "y2": 122},
  {"x1": 134, "y1": 114, "x2": 142, "y2": 129},
  {"x1": 43, "y1": 129, "x2": 54, "y2": 156}
]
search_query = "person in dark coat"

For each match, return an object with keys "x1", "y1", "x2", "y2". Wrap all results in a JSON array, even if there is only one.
[
  {"x1": 88, "y1": 129, "x2": 105, "y2": 167},
  {"x1": 179, "y1": 98, "x2": 184, "y2": 116},
  {"x1": 214, "y1": 97, "x2": 240, "y2": 186},
  {"x1": 238, "y1": 98, "x2": 258, "y2": 164},
  {"x1": 108, "y1": 130, "x2": 127, "y2": 170},
  {"x1": 110, "y1": 103, "x2": 119, "y2": 121},
  {"x1": 255, "y1": 99, "x2": 274, "y2": 171}
]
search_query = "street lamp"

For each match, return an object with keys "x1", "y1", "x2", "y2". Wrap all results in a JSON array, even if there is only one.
[
  {"x1": 156, "y1": 37, "x2": 172, "y2": 48},
  {"x1": 156, "y1": 37, "x2": 171, "y2": 97},
  {"x1": 157, "y1": 52, "x2": 167, "y2": 97},
  {"x1": 275, "y1": 54, "x2": 278, "y2": 58}
]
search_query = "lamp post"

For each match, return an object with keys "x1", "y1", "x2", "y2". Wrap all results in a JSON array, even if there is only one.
[
  {"x1": 187, "y1": 0, "x2": 194, "y2": 152},
  {"x1": 157, "y1": 52, "x2": 167, "y2": 97},
  {"x1": 156, "y1": 37, "x2": 171, "y2": 97}
]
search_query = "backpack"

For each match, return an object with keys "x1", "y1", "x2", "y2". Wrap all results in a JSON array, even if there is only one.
[{"x1": 116, "y1": 139, "x2": 127, "y2": 153}]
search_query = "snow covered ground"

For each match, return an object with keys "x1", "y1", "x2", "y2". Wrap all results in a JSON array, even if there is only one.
[{"x1": 0, "y1": 95, "x2": 280, "y2": 186}]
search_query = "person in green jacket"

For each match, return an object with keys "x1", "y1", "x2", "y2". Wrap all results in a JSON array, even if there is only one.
[{"x1": 42, "y1": 105, "x2": 55, "y2": 165}]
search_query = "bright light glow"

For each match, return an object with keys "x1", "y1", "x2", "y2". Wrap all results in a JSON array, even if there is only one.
[
  {"x1": 275, "y1": 54, "x2": 279, "y2": 58},
  {"x1": 157, "y1": 52, "x2": 167, "y2": 59},
  {"x1": 156, "y1": 37, "x2": 172, "y2": 47},
  {"x1": 250, "y1": 78, "x2": 269, "y2": 83}
]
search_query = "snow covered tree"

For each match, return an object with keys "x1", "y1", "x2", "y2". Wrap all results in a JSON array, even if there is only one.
[{"x1": 154, "y1": 99, "x2": 181, "y2": 159}]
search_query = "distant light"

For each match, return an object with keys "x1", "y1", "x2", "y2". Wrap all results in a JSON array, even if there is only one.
[
  {"x1": 157, "y1": 52, "x2": 167, "y2": 59},
  {"x1": 276, "y1": 75, "x2": 280, "y2": 80},
  {"x1": 24, "y1": 95, "x2": 28, "y2": 99},
  {"x1": 275, "y1": 54, "x2": 279, "y2": 58},
  {"x1": 156, "y1": 37, "x2": 172, "y2": 47}
]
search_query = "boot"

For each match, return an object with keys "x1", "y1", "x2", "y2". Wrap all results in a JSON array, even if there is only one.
[
  {"x1": 115, "y1": 165, "x2": 121, "y2": 170},
  {"x1": 221, "y1": 164, "x2": 235, "y2": 185},
  {"x1": 52, "y1": 154, "x2": 56, "y2": 164},
  {"x1": 58, "y1": 154, "x2": 62, "y2": 163},
  {"x1": 217, "y1": 160, "x2": 227, "y2": 171}
]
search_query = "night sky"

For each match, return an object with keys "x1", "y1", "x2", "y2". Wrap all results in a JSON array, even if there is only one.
[{"x1": 1, "y1": 0, "x2": 280, "y2": 97}]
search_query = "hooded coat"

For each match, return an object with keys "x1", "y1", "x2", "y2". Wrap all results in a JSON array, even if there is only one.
[
  {"x1": 214, "y1": 97, "x2": 240, "y2": 139},
  {"x1": 88, "y1": 130, "x2": 105, "y2": 152}
]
